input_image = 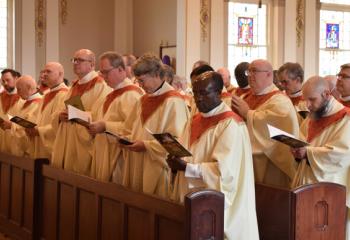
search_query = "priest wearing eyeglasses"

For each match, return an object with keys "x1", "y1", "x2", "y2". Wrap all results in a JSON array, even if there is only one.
[
  {"x1": 51, "y1": 49, "x2": 111, "y2": 176},
  {"x1": 336, "y1": 63, "x2": 350, "y2": 108},
  {"x1": 232, "y1": 59, "x2": 299, "y2": 188}
]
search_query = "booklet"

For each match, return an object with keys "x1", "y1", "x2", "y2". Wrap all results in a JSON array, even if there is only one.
[
  {"x1": 145, "y1": 127, "x2": 192, "y2": 157},
  {"x1": 9, "y1": 116, "x2": 37, "y2": 128},
  {"x1": 104, "y1": 131, "x2": 134, "y2": 145},
  {"x1": 67, "y1": 105, "x2": 91, "y2": 127},
  {"x1": 64, "y1": 95, "x2": 85, "y2": 111},
  {"x1": 267, "y1": 124, "x2": 309, "y2": 148}
]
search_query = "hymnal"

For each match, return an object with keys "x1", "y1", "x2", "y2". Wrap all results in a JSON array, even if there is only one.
[
  {"x1": 67, "y1": 105, "x2": 91, "y2": 127},
  {"x1": 268, "y1": 124, "x2": 308, "y2": 148},
  {"x1": 104, "y1": 131, "x2": 133, "y2": 145}
]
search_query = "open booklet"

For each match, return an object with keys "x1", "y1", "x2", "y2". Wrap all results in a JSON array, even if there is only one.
[
  {"x1": 104, "y1": 131, "x2": 134, "y2": 145},
  {"x1": 267, "y1": 124, "x2": 309, "y2": 148},
  {"x1": 67, "y1": 105, "x2": 91, "y2": 127},
  {"x1": 8, "y1": 115, "x2": 36, "y2": 128},
  {"x1": 145, "y1": 127, "x2": 192, "y2": 157}
]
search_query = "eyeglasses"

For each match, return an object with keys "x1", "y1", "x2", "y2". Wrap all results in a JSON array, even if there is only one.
[
  {"x1": 99, "y1": 68, "x2": 115, "y2": 76},
  {"x1": 71, "y1": 58, "x2": 92, "y2": 64},
  {"x1": 336, "y1": 73, "x2": 350, "y2": 80},
  {"x1": 245, "y1": 69, "x2": 270, "y2": 76}
]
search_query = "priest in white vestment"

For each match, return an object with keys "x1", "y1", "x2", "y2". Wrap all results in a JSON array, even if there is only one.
[
  {"x1": 291, "y1": 76, "x2": 350, "y2": 240},
  {"x1": 169, "y1": 71, "x2": 259, "y2": 240},
  {"x1": 88, "y1": 52, "x2": 143, "y2": 181},
  {"x1": 232, "y1": 59, "x2": 299, "y2": 187},
  {"x1": 51, "y1": 49, "x2": 111, "y2": 176}
]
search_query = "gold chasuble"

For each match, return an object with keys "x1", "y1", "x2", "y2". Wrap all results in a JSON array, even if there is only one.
[
  {"x1": 91, "y1": 78, "x2": 143, "y2": 181},
  {"x1": 296, "y1": 97, "x2": 350, "y2": 240},
  {"x1": 10, "y1": 92, "x2": 42, "y2": 156},
  {"x1": 244, "y1": 85, "x2": 299, "y2": 187},
  {"x1": 0, "y1": 90, "x2": 24, "y2": 153},
  {"x1": 51, "y1": 71, "x2": 111, "y2": 176},
  {"x1": 171, "y1": 102, "x2": 259, "y2": 240},
  {"x1": 29, "y1": 83, "x2": 68, "y2": 159},
  {"x1": 121, "y1": 82, "x2": 189, "y2": 198}
]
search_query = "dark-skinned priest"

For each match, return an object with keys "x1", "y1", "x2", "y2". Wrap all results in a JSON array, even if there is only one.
[{"x1": 167, "y1": 71, "x2": 259, "y2": 240}]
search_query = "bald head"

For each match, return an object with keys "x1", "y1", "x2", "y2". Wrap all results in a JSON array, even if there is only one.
[
  {"x1": 302, "y1": 76, "x2": 329, "y2": 94},
  {"x1": 16, "y1": 75, "x2": 38, "y2": 100},
  {"x1": 302, "y1": 76, "x2": 331, "y2": 119},
  {"x1": 43, "y1": 62, "x2": 64, "y2": 88},
  {"x1": 324, "y1": 75, "x2": 340, "y2": 99},
  {"x1": 248, "y1": 59, "x2": 273, "y2": 94},
  {"x1": 72, "y1": 49, "x2": 96, "y2": 78},
  {"x1": 217, "y1": 67, "x2": 231, "y2": 88}
]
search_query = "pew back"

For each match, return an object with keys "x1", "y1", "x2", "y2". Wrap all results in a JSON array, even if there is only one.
[{"x1": 256, "y1": 182, "x2": 347, "y2": 240}]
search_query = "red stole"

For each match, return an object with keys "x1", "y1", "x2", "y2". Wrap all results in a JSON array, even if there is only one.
[
  {"x1": 0, "y1": 92, "x2": 20, "y2": 113},
  {"x1": 307, "y1": 107, "x2": 350, "y2": 142},
  {"x1": 41, "y1": 88, "x2": 68, "y2": 112},
  {"x1": 221, "y1": 92, "x2": 232, "y2": 99},
  {"x1": 22, "y1": 98, "x2": 41, "y2": 110},
  {"x1": 103, "y1": 85, "x2": 143, "y2": 115},
  {"x1": 340, "y1": 100, "x2": 350, "y2": 108},
  {"x1": 290, "y1": 95, "x2": 304, "y2": 106},
  {"x1": 235, "y1": 88, "x2": 251, "y2": 97},
  {"x1": 190, "y1": 111, "x2": 243, "y2": 146},
  {"x1": 70, "y1": 76, "x2": 104, "y2": 98},
  {"x1": 140, "y1": 90, "x2": 184, "y2": 124},
  {"x1": 243, "y1": 90, "x2": 281, "y2": 110}
]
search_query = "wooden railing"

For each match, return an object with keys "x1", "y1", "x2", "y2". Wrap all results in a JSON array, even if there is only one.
[{"x1": 0, "y1": 153, "x2": 224, "y2": 240}]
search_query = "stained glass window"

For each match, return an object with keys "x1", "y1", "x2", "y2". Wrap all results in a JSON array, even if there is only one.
[
  {"x1": 319, "y1": 9, "x2": 350, "y2": 76},
  {"x1": 0, "y1": 0, "x2": 7, "y2": 70},
  {"x1": 228, "y1": 2, "x2": 267, "y2": 85}
]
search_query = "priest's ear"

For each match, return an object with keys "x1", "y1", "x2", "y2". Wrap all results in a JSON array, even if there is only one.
[{"x1": 321, "y1": 88, "x2": 332, "y2": 100}]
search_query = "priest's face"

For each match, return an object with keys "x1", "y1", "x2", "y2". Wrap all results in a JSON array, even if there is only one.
[
  {"x1": 336, "y1": 68, "x2": 350, "y2": 97},
  {"x1": 1, "y1": 72, "x2": 17, "y2": 93},
  {"x1": 136, "y1": 74, "x2": 162, "y2": 94},
  {"x1": 279, "y1": 70, "x2": 301, "y2": 95},
  {"x1": 193, "y1": 79, "x2": 221, "y2": 113},
  {"x1": 303, "y1": 89, "x2": 330, "y2": 119},
  {"x1": 247, "y1": 60, "x2": 273, "y2": 94},
  {"x1": 72, "y1": 50, "x2": 94, "y2": 78}
]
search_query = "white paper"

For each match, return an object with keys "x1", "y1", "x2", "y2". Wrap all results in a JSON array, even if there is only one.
[
  {"x1": 267, "y1": 124, "x2": 297, "y2": 139},
  {"x1": 67, "y1": 105, "x2": 91, "y2": 123}
]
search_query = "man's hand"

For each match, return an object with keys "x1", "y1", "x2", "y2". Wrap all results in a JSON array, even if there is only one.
[
  {"x1": 231, "y1": 95, "x2": 250, "y2": 120},
  {"x1": 0, "y1": 120, "x2": 12, "y2": 130},
  {"x1": 88, "y1": 121, "x2": 106, "y2": 136},
  {"x1": 25, "y1": 127, "x2": 39, "y2": 138},
  {"x1": 166, "y1": 155, "x2": 187, "y2": 172},
  {"x1": 291, "y1": 147, "x2": 307, "y2": 160},
  {"x1": 59, "y1": 110, "x2": 68, "y2": 122},
  {"x1": 123, "y1": 140, "x2": 146, "y2": 152}
]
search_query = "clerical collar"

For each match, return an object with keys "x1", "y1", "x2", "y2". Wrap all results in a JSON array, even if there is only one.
[
  {"x1": 150, "y1": 80, "x2": 166, "y2": 96},
  {"x1": 114, "y1": 78, "x2": 131, "y2": 90},
  {"x1": 340, "y1": 95, "x2": 350, "y2": 102},
  {"x1": 242, "y1": 85, "x2": 250, "y2": 90},
  {"x1": 27, "y1": 92, "x2": 42, "y2": 101},
  {"x1": 200, "y1": 102, "x2": 225, "y2": 118},
  {"x1": 50, "y1": 82, "x2": 66, "y2": 92},
  {"x1": 255, "y1": 84, "x2": 276, "y2": 96},
  {"x1": 289, "y1": 90, "x2": 302, "y2": 98},
  {"x1": 78, "y1": 71, "x2": 98, "y2": 84}
]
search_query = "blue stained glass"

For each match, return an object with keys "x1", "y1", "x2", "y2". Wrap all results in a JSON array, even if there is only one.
[{"x1": 326, "y1": 23, "x2": 340, "y2": 49}]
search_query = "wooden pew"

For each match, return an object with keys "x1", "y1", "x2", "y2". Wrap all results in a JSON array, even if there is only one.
[
  {"x1": 0, "y1": 153, "x2": 48, "y2": 240},
  {"x1": 255, "y1": 182, "x2": 347, "y2": 240},
  {"x1": 0, "y1": 153, "x2": 224, "y2": 240}
]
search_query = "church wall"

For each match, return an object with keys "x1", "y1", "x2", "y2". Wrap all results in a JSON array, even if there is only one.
[{"x1": 133, "y1": 0, "x2": 177, "y2": 58}]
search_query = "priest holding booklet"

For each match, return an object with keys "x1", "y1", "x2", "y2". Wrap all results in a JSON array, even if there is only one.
[
  {"x1": 290, "y1": 76, "x2": 350, "y2": 239},
  {"x1": 167, "y1": 71, "x2": 259, "y2": 240}
]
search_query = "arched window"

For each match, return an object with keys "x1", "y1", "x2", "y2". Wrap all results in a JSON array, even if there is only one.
[
  {"x1": 319, "y1": 0, "x2": 350, "y2": 75},
  {"x1": 227, "y1": 0, "x2": 269, "y2": 84},
  {"x1": 0, "y1": 0, "x2": 7, "y2": 70}
]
